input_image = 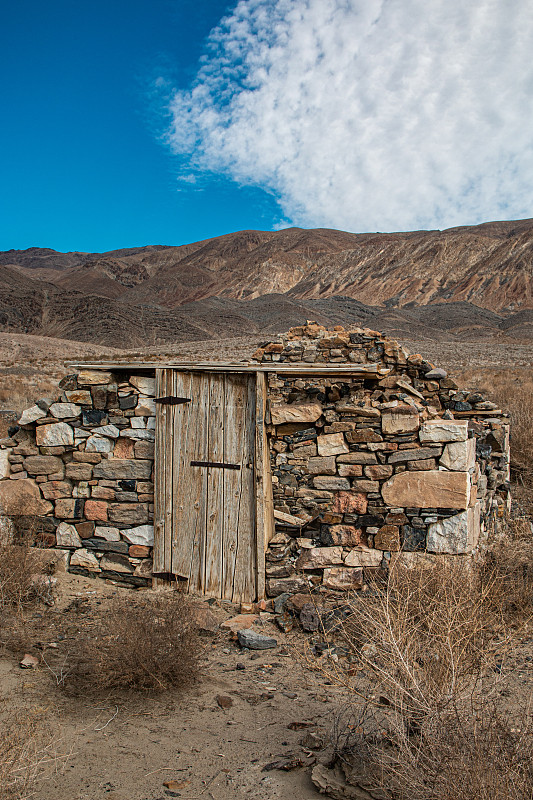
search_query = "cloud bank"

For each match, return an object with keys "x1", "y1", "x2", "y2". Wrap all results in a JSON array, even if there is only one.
[{"x1": 167, "y1": 0, "x2": 533, "y2": 232}]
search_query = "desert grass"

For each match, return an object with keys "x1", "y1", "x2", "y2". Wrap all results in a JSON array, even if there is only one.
[
  {"x1": 314, "y1": 549, "x2": 533, "y2": 800},
  {"x1": 56, "y1": 593, "x2": 201, "y2": 694}
]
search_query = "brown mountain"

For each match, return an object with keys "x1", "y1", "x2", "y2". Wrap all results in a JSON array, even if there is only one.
[{"x1": 1, "y1": 219, "x2": 532, "y2": 346}]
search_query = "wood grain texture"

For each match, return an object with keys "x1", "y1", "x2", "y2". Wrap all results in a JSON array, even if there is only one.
[{"x1": 205, "y1": 375, "x2": 225, "y2": 595}]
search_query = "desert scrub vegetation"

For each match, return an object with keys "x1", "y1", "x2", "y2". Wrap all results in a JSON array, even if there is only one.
[
  {"x1": 314, "y1": 550, "x2": 533, "y2": 800},
  {"x1": 0, "y1": 524, "x2": 55, "y2": 613},
  {"x1": 456, "y1": 367, "x2": 533, "y2": 500},
  {"x1": 0, "y1": 708, "x2": 62, "y2": 800},
  {"x1": 57, "y1": 593, "x2": 200, "y2": 694}
]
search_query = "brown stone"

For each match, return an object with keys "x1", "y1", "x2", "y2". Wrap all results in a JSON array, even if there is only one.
[
  {"x1": 323, "y1": 567, "x2": 363, "y2": 590},
  {"x1": 364, "y1": 464, "x2": 393, "y2": 480},
  {"x1": 93, "y1": 459, "x2": 152, "y2": 480},
  {"x1": 381, "y1": 406, "x2": 420, "y2": 435},
  {"x1": 337, "y1": 452, "x2": 377, "y2": 464},
  {"x1": 271, "y1": 402, "x2": 323, "y2": 426},
  {"x1": 323, "y1": 525, "x2": 364, "y2": 546},
  {"x1": 337, "y1": 464, "x2": 363, "y2": 477},
  {"x1": 374, "y1": 525, "x2": 401, "y2": 551},
  {"x1": 313, "y1": 476, "x2": 350, "y2": 491},
  {"x1": 65, "y1": 462, "x2": 93, "y2": 481},
  {"x1": 321, "y1": 512, "x2": 343, "y2": 524},
  {"x1": 0, "y1": 478, "x2": 53, "y2": 516},
  {"x1": 344, "y1": 546, "x2": 383, "y2": 567},
  {"x1": 40, "y1": 480, "x2": 72, "y2": 500},
  {"x1": 129, "y1": 544, "x2": 151, "y2": 557},
  {"x1": 110, "y1": 439, "x2": 134, "y2": 459},
  {"x1": 84, "y1": 499, "x2": 108, "y2": 521},
  {"x1": 54, "y1": 498, "x2": 84, "y2": 518},
  {"x1": 91, "y1": 486, "x2": 115, "y2": 500},
  {"x1": 220, "y1": 613, "x2": 260, "y2": 632},
  {"x1": 333, "y1": 492, "x2": 367, "y2": 514},
  {"x1": 335, "y1": 402, "x2": 381, "y2": 418},
  {"x1": 295, "y1": 547, "x2": 343, "y2": 569},
  {"x1": 388, "y1": 447, "x2": 442, "y2": 464},
  {"x1": 134, "y1": 441, "x2": 154, "y2": 460},
  {"x1": 285, "y1": 593, "x2": 315, "y2": 613},
  {"x1": 307, "y1": 456, "x2": 336, "y2": 475},
  {"x1": 72, "y1": 451, "x2": 102, "y2": 463},
  {"x1": 407, "y1": 458, "x2": 437, "y2": 470},
  {"x1": 75, "y1": 521, "x2": 95, "y2": 538},
  {"x1": 264, "y1": 343, "x2": 283, "y2": 354},
  {"x1": 346, "y1": 429, "x2": 383, "y2": 443},
  {"x1": 108, "y1": 503, "x2": 149, "y2": 525},
  {"x1": 382, "y1": 470, "x2": 470, "y2": 510},
  {"x1": 352, "y1": 480, "x2": 380, "y2": 492},
  {"x1": 23, "y1": 455, "x2": 64, "y2": 476}
]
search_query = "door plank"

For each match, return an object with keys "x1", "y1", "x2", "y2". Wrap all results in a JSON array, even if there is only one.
[
  {"x1": 222, "y1": 374, "x2": 246, "y2": 600},
  {"x1": 205, "y1": 374, "x2": 225, "y2": 595},
  {"x1": 254, "y1": 371, "x2": 273, "y2": 600},
  {"x1": 230, "y1": 374, "x2": 256, "y2": 603},
  {"x1": 153, "y1": 368, "x2": 172, "y2": 580},
  {"x1": 184, "y1": 372, "x2": 210, "y2": 593}
]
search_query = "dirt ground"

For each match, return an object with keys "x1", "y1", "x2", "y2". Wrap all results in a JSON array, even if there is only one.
[{"x1": 1, "y1": 570, "x2": 352, "y2": 800}]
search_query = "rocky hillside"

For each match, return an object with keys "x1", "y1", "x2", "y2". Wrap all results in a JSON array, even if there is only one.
[{"x1": 1, "y1": 219, "x2": 532, "y2": 346}]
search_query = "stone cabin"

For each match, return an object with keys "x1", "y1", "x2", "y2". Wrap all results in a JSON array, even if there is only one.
[{"x1": 0, "y1": 323, "x2": 511, "y2": 603}]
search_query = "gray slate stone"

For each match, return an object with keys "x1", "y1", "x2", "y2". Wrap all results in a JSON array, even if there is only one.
[{"x1": 237, "y1": 628, "x2": 278, "y2": 650}]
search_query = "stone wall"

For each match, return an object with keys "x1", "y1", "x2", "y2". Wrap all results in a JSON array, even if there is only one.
[
  {"x1": 0, "y1": 324, "x2": 511, "y2": 596},
  {"x1": 253, "y1": 323, "x2": 511, "y2": 597},
  {"x1": 0, "y1": 369, "x2": 156, "y2": 587}
]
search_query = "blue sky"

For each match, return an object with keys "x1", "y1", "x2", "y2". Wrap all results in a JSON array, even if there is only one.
[
  {"x1": 0, "y1": 0, "x2": 280, "y2": 252},
  {"x1": 1, "y1": 0, "x2": 532, "y2": 253}
]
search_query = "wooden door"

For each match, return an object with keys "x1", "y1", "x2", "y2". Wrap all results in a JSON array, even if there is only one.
[{"x1": 154, "y1": 369, "x2": 267, "y2": 602}]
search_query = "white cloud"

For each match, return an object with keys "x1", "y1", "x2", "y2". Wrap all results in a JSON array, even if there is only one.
[{"x1": 166, "y1": 0, "x2": 533, "y2": 232}]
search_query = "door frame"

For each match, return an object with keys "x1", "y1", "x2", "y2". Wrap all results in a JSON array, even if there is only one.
[{"x1": 153, "y1": 367, "x2": 273, "y2": 601}]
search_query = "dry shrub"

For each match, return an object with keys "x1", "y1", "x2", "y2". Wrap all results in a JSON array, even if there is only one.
[
  {"x1": 320, "y1": 555, "x2": 533, "y2": 800},
  {"x1": 0, "y1": 527, "x2": 54, "y2": 612},
  {"x1": 60, "y1": 593, "x2": 200, "y2": 694},
  {"x1": 0, "y1": 708, "x2": 58, "y2": 800}
]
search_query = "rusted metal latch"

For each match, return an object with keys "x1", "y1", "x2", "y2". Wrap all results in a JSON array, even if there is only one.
[
  {"x1": 190, "y1": 460, "x2": 241, "y2": 470},
  {"x1": 155, "y1": 396, "x2": 192, "y2": 405}
]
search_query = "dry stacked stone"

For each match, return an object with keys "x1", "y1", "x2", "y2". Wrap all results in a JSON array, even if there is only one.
[
  {"x1": 0, "y1": 369, "x2": 156, "y2": 587},
  {"x1": 0, "y1": 323, "x2": 511, "y2": 596},
  {"x1": 253, "y1": 322, "x2": 511, "y2": 598}
]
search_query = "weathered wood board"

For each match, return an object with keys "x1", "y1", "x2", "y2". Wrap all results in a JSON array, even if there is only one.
[{"x1": 154, "y1": 369, "x2": 268, "y2": 602}]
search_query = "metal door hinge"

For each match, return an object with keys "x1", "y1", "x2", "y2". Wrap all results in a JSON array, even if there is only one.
[{"x1": 155, "y1": 396, "x2": 192, "y2": 405}]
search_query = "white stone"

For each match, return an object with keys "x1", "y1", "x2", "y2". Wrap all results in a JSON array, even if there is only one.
[
  {"x1": 146, "y1": 417, "x2": 156, "y2": 429},
  {"x1": 130, "y1": 418, "x2": 145, "y2": 429},
  {"x1": 317, "y1": 433, "x2": 349, "y2": 457},
  {"x1": 55, "y1": 522, "x2": 82, "y2": 548},
  {"x1": 49, "y1": 402, "x2": 81, "y2": 419},
  {"x1": 129, "y1": 376, "x2": 156, "y2": 396},
  {"x1": 0, "y1": 449, "x2": 12, "y2": 479},
  {"x1": 419, "y1": 420, "x2": 468, "y2": 443},
  {"x1": 94, "y1": 526, "x2": 121, "y2": 542},
  {"x1": 85, "y1": 435, "x2": 113, "y2": 452},
  {"x1": 35, "y1": 423, "x2": 74, "y2": 447},
  {"x1": 91, "y1": 424, "x2": 120, "y2": 439},
  {"x1": 119, "y1": 428, "x2": 155, "y2": 441},
  {"x1": 426, "y1": 504, "x2": 481, "y2": 554},
  {"x1": 440, "y1": 438, "x2": 476, "y2": 471},
  {"x1": 70, "y1": 548, "x2": 101, "y2": 571},
  {"x1": 121, "y1": 524, "x2": 154, "y2": 546},
  {"x1": 134, "y1": 397, "x2": 156, "y2": 416},
  {"x1": 18, "y1": 405, "x2": 47, "y2": 426},
  {"x1": 344, "y1": 546, "x2": 383, "y2": 567}
]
